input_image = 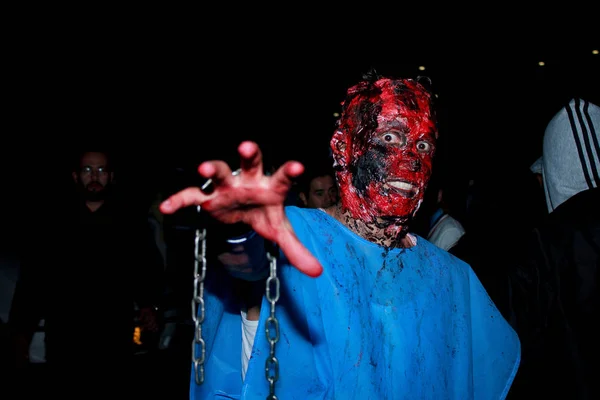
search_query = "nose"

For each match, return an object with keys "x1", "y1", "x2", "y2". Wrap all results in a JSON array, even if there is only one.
[
  {"x1": 399, "y1": 157, "x2": 421, "y2": 172},
  {"x1": 410, "y1": 159, "x2": 421, "y2": 172}
]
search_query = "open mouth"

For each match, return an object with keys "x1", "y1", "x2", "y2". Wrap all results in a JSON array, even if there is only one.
[{"x1": 386, "y1": 180, "x2": 418, "y2": 197}]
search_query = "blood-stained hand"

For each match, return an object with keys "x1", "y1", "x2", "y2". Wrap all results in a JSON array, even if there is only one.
[{"x1": 160, "y1": 141, "x2": 323, "y2": 277}]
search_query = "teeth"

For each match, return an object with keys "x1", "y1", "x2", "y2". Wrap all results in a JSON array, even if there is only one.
[{"x1": 388, "y1": 181, "x2": 414, "y2": 190}]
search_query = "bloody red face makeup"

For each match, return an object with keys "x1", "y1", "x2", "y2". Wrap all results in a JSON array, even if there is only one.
[{"x1": 331, "y1": 77, "x2": 437, "y2": 224}]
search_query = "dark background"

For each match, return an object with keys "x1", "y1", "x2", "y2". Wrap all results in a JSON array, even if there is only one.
[
  {"x1": 27, "y1": 35, "x2": 599, "y2": 174},
  {"x1": 6, "y1": 23, "x2": 600, "y2": 247},
  {"x1": 1, "y1": 15, "x2": 598, "y2": 399}
]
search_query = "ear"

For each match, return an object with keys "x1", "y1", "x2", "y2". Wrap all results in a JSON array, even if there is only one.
[
  {"x1": 298, "y1": 192, "x2": 308, "y2": 207},
  {"x1": 109, "y1": 171, "x2": 115, "y2": 183},
  {"x1": 330, "y1": 130, "x2": 348, "y2": 169},
  {"x1": 72, "y1": 172, "x2": 78, "y2": 183}
]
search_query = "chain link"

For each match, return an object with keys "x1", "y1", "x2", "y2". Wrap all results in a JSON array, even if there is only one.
[
  {"x1": 192, "y1": 205, "x2": 207, "y2": 385},
  {"x1": 264, "y1": 252, "x2": 280, "y2": 400},
  {"x1": 190, "y1": 171, "x2": 281, "y2": 399}
]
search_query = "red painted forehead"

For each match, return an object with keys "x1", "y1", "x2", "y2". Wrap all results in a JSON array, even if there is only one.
[{"x1": 340, "y1": 78, "x2": 437, "y2": 143}]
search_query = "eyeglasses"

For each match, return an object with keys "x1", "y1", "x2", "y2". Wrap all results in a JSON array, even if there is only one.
[{"x1": 80, "y1": 166, "x2": 109, "y2": 175}]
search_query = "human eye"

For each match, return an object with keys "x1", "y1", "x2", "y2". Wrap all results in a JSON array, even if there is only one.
[
  {"x1": 380, "y1": 131, "x2": 407, "y2": 147},
  {"x1": 416, "y1": 140, "x2": 433, "y2": 153}
]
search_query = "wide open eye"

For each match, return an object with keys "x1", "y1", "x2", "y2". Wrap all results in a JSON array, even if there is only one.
[
  {"x1": 381, "y1": 131, "x2": 407, "y2": 147},
  {"x1": 416, "y1": 140, "x2": 433, "y2": 153}
]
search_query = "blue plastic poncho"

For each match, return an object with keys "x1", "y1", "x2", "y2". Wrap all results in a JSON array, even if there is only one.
[{"x1": 191, "y1": 206, "x2": 520, "y2": 399}]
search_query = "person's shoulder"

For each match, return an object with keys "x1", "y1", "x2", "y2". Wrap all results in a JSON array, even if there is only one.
[
  {"x1": 285, "y1": 206, "x2": 338, "y2": 233},
  {"x1": 544, "y1": 187, "x2": 600, "y2": 233},
  {"x1": 444, "y1": 214, "x2": 465, "y2": 231},
  {"x1": 417, "y1": 234, "x2": 472, "y2": 272},
  {"x1": 285, "y1": 205, "x2": 324, "y2": 219},
  {"x1": 554, "y1": 187, "x2": 600, "y2": 216}
]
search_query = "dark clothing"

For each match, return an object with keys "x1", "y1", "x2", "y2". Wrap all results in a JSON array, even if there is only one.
[
  {"x1": 450, "y1": 169, "x2": 547, "y2": 322},
  {"x1": 9, "y1": 194, "x2": 163, "y2": 396},
  {"x1": 507, "y1": 187, "x2": 600, "y2": 399}
]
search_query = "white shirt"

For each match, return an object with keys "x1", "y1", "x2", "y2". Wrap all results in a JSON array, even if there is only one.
[
  {"x1": 427, "y1": 213, "x2": 465, "y2": 251},
  {"x1": 240, "y1": 309, "x2": 259, "y2": 381}
]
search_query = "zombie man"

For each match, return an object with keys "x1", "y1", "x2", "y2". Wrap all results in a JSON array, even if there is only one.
[{"x1": 160, "y1": 71, "x2": 521, "y2": 399}]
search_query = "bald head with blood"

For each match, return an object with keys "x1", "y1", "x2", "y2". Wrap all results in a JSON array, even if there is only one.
[{"x1": 331, "y1": 76, "x2": 438, "y2": 227}]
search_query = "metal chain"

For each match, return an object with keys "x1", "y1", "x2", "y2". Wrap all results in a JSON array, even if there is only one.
[
  {"x1": 264, "y1": 251, "x2": 280, "y2": 400},
  {"x1": 192, "y1": 205, "x2": 207, "y2": 385},
  {"x1": 190, "y1": 171, "x2": 281, "y2": 398}
]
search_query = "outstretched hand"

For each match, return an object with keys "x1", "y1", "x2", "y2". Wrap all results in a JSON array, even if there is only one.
[{"x1": 160, "y1": 141, "x2": 323, "y2": 277}]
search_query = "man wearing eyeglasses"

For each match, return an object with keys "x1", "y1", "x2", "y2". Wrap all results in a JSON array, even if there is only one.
[
  {"x1": 9, "y1": 150, "x2": 163, "y2": 398},
  {"x1": 72, "y1": 151, "x2": 114, "y2": 211}
]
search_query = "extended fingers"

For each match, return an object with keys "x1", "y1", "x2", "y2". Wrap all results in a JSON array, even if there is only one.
[
  {"x1": 198, "y1": 160, "x2": 234, "y2": 187},
  {"x1": 160, "y1": 187, "x2": 207, "y2": 214},
  {"x1": 272, "y1": 160, "x2": 305, "y2": 188},
  {"x1": 238, "y1": 141, "x2": 263, "y2": 178},
  {"x1": 278, "y1": 227, "x2": 323, "y2": 278}
]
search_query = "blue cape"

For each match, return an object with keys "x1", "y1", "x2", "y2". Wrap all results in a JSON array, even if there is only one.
[{"x1": 192, "y1": 207, "x2": 520, "y2": 399}]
